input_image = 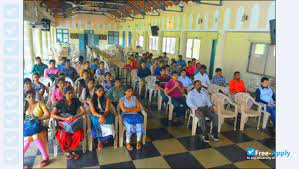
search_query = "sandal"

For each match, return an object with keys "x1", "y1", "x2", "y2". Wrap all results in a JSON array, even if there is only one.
[
  {"x1": 136, "y1": 141, "x2": 142, "y2": 150},
  {"x1": 71, "y1": 152, "x2": 80, "y2": 160},
  {"x1": 97, "y1": 142, "x2": 103, "y2": 150},
  {"x1": 65, "y1": 153, "x2": 73, "y2": 159},
  {"x1": 126, "y1": 143, "x2": 133, "y2": 151},
  {"x1": 39, "y1": 159, "x2": 49, "y2": 168}
]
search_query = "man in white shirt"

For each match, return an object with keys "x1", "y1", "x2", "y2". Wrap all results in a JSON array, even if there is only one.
[
  {"x1": 193, "y1": 65, "x2": 211, "y2": 89},
  {"x1": 187, "y1": 80, "x2": 219, "y2": 142}
]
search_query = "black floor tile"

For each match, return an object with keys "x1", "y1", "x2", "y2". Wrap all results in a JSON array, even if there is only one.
[
  {"x1": 177, "y1": 135, "x2": 211, "y2": 151},
  {"x1": 24, "y1": 156, "x2": 36, "y2": 168},
  {"x1": 101, "y1": 161, "x2": 136, "y2": 169},
  {"x1": 128, "y1": 142, "x2": 161, "y2": 160},
  {"x1": 221, "y1": 131, "x2": 253, "y2": 143},
  {"x1": 67, "y1": 150, "x2": 99, "y2": 168},
  {"x1": 259, "y1": 138, "x2": 276, "y2": 150},
  {"x1": 164, "y1": 152, "x2": 204, "y2": 169},
  {"x1": 212, "y1": 163, "x2": 238, "y2": 169},
  {"x1": 147, "y1": 128, "x2": 174, "y2": 141},
  {"x1": 260, "y1": 159, "x2": 276, "y2": 169},
  {"x1": 215, "y1": 144, "x2": 248, "y2": 163}
]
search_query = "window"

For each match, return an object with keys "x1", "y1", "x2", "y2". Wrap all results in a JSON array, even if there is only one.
[
  {"x1": 247, "y1": 43, "x2": 276, "y2": 77},
  {"x1": 137, "y1": 35, "x2": 144, "y2": 48},
  {"x1": 108, "y1": 31, "x2": 119, "y2": 45},
  {"x1": 149, "y1": 36, "x2": 159, "y2": 50},
  {"x1": 56, "y1": 29, "x2": 69, "y2": 44},
  {"x1": 186, "y1": 39, "x2": 201, "y2": 60},
  {"x1": 162, "y1": 37, "x2": 176, "y2": 54}
]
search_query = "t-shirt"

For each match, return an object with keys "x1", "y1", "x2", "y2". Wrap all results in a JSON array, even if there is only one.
[
  {"x1": 137, "y1": 67, "x2": 151, "y2": 79},
  {"x1": 156, "y1": 76, "x2": 171, "y2": 89},
  {"x1": 55, "y1": 98, "x2": 82, "y2": 116},
  {"x1": 228, "y1": 79, "x2": 247, "y2": 94},
  {"x1": 165, "y1": 79, "x2": 184, "y2": 98}
]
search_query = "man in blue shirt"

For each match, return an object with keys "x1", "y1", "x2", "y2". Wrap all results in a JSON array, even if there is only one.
[
  {"x1": 57, "y1": 57, "x2": 66, "y2": 71},
  {"x1": 255, "y1": 77, "x2": 276, "y2": 127},
  {"x1": 89, "y1": 58, "x2": 99, "y2": 72},
  {"x1": 31, "y1": 57, "x2": 48, "y2": 76},
  {"x1": 154, "y1": 61, "x2": 165, "y2": 76},
  {"x1": 178, "y1": 69, "x2": 193, "y2": 89},
  {"x1": 62, "y1": 59, "x2": 77, "y2": 81},
  {"x1": 176, "y1": 55, "x2": 187, "y2": 67}
]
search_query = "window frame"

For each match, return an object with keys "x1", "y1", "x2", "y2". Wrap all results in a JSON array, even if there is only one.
[
  {"x1": 162, "y1": 37, "x2": 176, "y2": 54},
  {"x1": 56, "y1": 28, "x2": 69, "y2": 44},
  {"x1": 108, "y1": 31, "x2": 119, "y2": 45},
  {"x1": 186, "y1": 38, "x2": 201, "y2": 60},
  {"x1": 149, "y1": 36, "x2": 159, "y2": 51},
  {"x1": 247, "y1": 42, "x2": 276, "y2": 78}
]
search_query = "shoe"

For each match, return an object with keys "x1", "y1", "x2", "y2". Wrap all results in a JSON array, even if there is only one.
[
  {"x1": 202, "y1": 135, "x2": 210, "y2": 142},
  {"x1": 211, "y1": 133, "x2": 219, "y2": 141},
  {"x1": 136, "y1": 141, "x2": 142, "y2": 150}
]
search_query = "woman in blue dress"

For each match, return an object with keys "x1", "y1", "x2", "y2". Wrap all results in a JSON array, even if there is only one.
[
  {"x1": 101, "y1": 72, "x2": 114, "y2": 92},
  {"x1": 119, "y1": 86, "x2": 144, "y2": 151},
  {"x1": 89, "y1": 84, "x2": 115, "y2": 150}
]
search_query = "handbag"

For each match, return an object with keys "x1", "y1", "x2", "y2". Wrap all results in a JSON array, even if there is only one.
[
  {"x1": 58, "y1": 113, "x2": 83, "y2": 134},
  {"x1": 24, "y1": 119, "x2": 45, "y2": 137}
]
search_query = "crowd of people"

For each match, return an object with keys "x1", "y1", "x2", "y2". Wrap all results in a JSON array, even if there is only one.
[{"x1": 23, "y1": 52, "x2": 276, "y2": 168}]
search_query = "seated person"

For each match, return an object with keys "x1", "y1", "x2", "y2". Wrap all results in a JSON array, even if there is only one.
[
  {"x1": 228, "y1": 71, "x2": 247, "y2": 95},
  {"x1": 24, "y1": 78, "x2": 34, "y2": 97},
  {"x1": 176, "y1": 55, "x2": 187, "y2": 67},
  {"x1": 89, "y1": 84, "x2": 116, "y2": 150},
  {"x1": 75, "y1": 56, "x2": 84, "y2": 75},
  {"x1": 178, "y1": 69, "x2": 193, "y2": 90},
  {"x1": 49, "y1": 78, "x2": 65, "y2": 106},
  {"x1": 44, "y1": 59, "x2": 60, "y2": 81},
  {"x1": 187, "y1": 80, "x2": 219, "y2": 142},
  {"x1": 75, "y1": 70, "x2": 89, "y2": 98},
  {"x1": 54, "y1": 73, "x2": 71, "y2": 87},
  {"x1": 212, "y1": 68, "x2": 229, "y2": 94},
  {"x1": 255, "y1": 77, "x2": 276, "y2": 127},
  {"x1": 185, "y1": 61, "x2": 196, "y2": 77},
  {"x1": 170, "y1": 61, "x2": 179, "y2": 73},
  {"x1": 119, "y1": 86, "x2": 145, "y2": 151},
  {"x1": 57, "y1": 57, "x2": 67, "y2": 71},
  {"x1": 165, "y1": 71, "x2": 188, "y2": 123},
  {"x1": 155, "y1": 67, "x2": 171, "y2": 103},
  {"x1": 107, "y1": 78, "x2": 124, "y2": 108},
  {"x1": 31, "y1": 56, "x2": 48, "y2": 76},
  {"x1": 24, "y1": 89, "x2": 51, "y2": 168},
  {"x1": 80, "y1": 61, "x2": 93, "y2": 78},
  {"x1": 32, "y1": 73, "x2": 48, "y2": 102},
  {"x1": 95, "y1": 61, "x2": 108, "y2": 77},
  {"x1": 194, "y1": 62, "x2": 202, "y2": 75},
  {"x1": 62, "y1": 59, "x2": 78, "y2": 82},
  {"x1": 150, "y1": 58, "x2": 159, "y2": 75},
  {"x1": 145, "y1": 57, "x2": 153, "y2": 70},
  {"x1": 162, "y1": 52, "x2": 169, "y2": 64},
  {"x1": 137, "y1": 61, "x2": 151, "y2": 89},
  {"x1": 154, "y1": 61, "x2": 166, "y2": 76},
  {"x1": 79, "y1": 78, "x2": 95, "y2": 108},
  {"x1": 101, "y1": 72, "x2": 114, "y2": 93},
  {"x1": 89, "y1": 58, "x2": 99, "y2": 72},
  {"x1": 165, "y1": 65, "x2": 172, "y2": 76},
  {"x1": 51, "y1": 86, "x2": 86, "y2": 160},
  {"x1": 194, "y1": 65, "x2": 211, "y2": 89}
]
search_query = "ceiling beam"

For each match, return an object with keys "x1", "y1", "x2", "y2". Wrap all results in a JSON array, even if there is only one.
[{"x1": 126, "y1": 0, "x2": 145, "y2": 16}]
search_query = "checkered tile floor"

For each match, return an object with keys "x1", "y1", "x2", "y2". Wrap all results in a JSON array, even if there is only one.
[{"x1": 24, "y1": 97, "x2": 276, "y2": 168}]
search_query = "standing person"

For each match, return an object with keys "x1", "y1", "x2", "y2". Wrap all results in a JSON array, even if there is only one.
[
  {"x1": 193, "y1": 65, "x2": 211, "y2": 89},
  {"x1": 62, "y1": 59, "x2": 78, "y2": 81},
  {"x1": 150, "y1": 58, "x2": 159, "y2": 75},
  {"x1": 31, "y1": 56, "x2": 48, "y2": 76},
  {"x1": 255, "y1": 77, "x2": 276, "y2": 127},
  {"x1": 228, "y1": 71, "x2": 247, "y2": 95},
  {"x1": 176, "y1": 55, "x2": 187, "y2": 67},
  {"x1": 186, "y1": 80, "x2": 219, "y2": 142},
  {"x1": 90, "y1": 58, "x2": 100, "y2": 72},
  {"x1": 32, "y1": 73, "x2": 48, "y2": 102},
  {"x1": 89, "y1": 84, "x2": 116, "y2": 150},
  {"x1": 119, "y1": 86, "x2": 145, "y2": 151},
  {"x1": 155, "y1": 67, "x2": 171, "y2": 104},
  {"x1": 57, "y1": 57, "x2": 67, "y2": 71},
  {"x1": 24, "y1": 89, "x2": 51, "y2": 168},
  {"x1": 44, "y1": 59, "x2": 60, "y2": 80},
  {"x1": 107, "y1": 78, "x2": 124, "y2": 108},
  {"x1": 51, "y1": 86, "x2": 86, "y2": 160},
  {"x1": 165, "y1": 71, "x2": 188, "y2": 124}
]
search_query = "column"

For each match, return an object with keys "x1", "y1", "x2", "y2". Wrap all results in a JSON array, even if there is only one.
[
  {"x1": 213, "y1": 31, "x2": 227, "y2": 70},
  {"x1": 24, "y1": 21, "x2": 35, "y2": 71},
  {"x1": 158, "y1": 31, "x2": 164, "y2": 56}
]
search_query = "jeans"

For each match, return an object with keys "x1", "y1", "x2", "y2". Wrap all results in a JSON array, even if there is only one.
[
  {"x1": 171, "y1": 96, "x2": 188, "y2": 117},
  {"x1": 265, "y1": 106, "x2": 276, "y2": 127},
  {"x1": 160, "y1": 90, "x2": 168, "y2": 103},
  {"x1": 195, "y1": 106, "x2": 219, "y2": 135}
]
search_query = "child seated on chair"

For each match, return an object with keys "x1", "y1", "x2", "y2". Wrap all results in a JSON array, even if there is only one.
[
  {"x1": 32, "y1": 73, "x2": 48, "y2": 102},
  {"x1": 89, "y1": 84, "x2": 116, "y2": 150},
  {"x1": 119, "y1": 86, "x2": 144, "y2": 151},
  {"x1": 51, "y1": 86, "x2": 86, "y2": 160},
  {"x1": 24, "y1": 89, "x2": 51, "y2": 168}
]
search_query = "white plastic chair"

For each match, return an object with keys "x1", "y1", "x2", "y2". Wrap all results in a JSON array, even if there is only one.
[
  {"x1": 261, "y1": 104, "x2": 272, "y2": 129},
  {"x1": 211, "y1": 93, "x2": 238, "y2": 132},
  {"x1": 65, "y1": 77, "x2": 74, "y2": 86},
  {"x1": 144, "y1": 76, "x2": 158, "y2": 103},
  {"x1": 118, "y1": 104, "x2": 147, "y2": 147},
  {"x1": 235, "y1": 94, "x2": 261, "y2": 131},
  {"x1": 130, "y1": 69, "x2": 139, "y2": 91},
  {"x1": 87, "y1": 104, "x2": 119, "y2": 151},
  {"x1": 157, "y1": 89, "x2": 167, "y2": 111}
]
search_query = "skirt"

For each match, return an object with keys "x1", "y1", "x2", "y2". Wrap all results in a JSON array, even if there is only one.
[
  {"x1": 90, "y1": 113, "x2": 115, "y2": 141},
  {"x1": 122, "y1": 113, "x2": 144, "y2": 134}
]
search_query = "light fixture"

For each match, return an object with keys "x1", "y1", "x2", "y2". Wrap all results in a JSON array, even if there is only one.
[{"x1": 242, "y1": 14, "x2": 248, "y2": 21}]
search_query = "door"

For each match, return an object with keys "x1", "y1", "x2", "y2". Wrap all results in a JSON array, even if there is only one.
[
  {"x1": 209, "y1": 39, "x2": 217, "y2": 79},
  {"x1": 79, "y1": 34, "x2": 86, "y2": 57}
]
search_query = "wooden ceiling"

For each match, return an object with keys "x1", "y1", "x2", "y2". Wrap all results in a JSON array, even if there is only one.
[{"x1": 39, "y1": 0, "x2": 221, "y2": 20}]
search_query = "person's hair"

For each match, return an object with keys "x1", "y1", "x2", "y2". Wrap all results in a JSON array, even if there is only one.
[
  {"x1": 49, "y1": 59, "x2": 55, "y2": 64},
  {"x1": 124, "y1": 85, "x2": 133, "y2": 92},
  {"x1": 82, "y1": 70, "x2": 89, "y2": 75},
  {"x1": 59, "y1": 73, "x2": 65, "y2": 77},
  {"x1": 65, "y1": 59, "x2": 71, "y2": 63},
  {"x1": 63, "y1": 86, "x2": 73, "y2": 94},
  {"x1": 261, "y1": 77, "x2": 269, "y2": 83},
  {"x1": 188, "y1": 61, "x2": 192, "y2": 64},
  {"x1": 141, "y1": 61, "x2": 146, "y2": 64},
  {"x1": 160, "y1": 66, "x2": 167, "y2": 71},
  {"x1": 193, "y1": 80, "x2": 201, "y2": 85},
  {"x1": 178, "y1": 55, "x2": 183, "y2": 58},
  {"x1": 87, "y1": 77, "x2": 95, "y2": 84},
  {"x1": 35, "y1": 57, "x2": 41, "y2": 61},
  {"x1": 215, "y1": 68, "x2": 222, "y2": 72},
  {"x1": 135, "y1": 52, "x2": 139, "y2": 56},
  {"x1": 154, "y1": 58, "x2": 159, "y2": 61},
  {"x1": 32, "y1": 72, "x2": 40, "y2": 77},
  {"x1": 94, "y1": 58, "x2": 99, "y2": 62},
  {"x1": 200, "y1": 64, "x2": 207, "y2": 70},
  {"x1": 55, "y1": 78, "x2": 65, "y2": 88},
  {"x1": 171, "y1": 71, "x2": 178, "y2": 76},
  {"x1": 115, "y1": 78, "x2": 121, "y2": 82},
  {"x1": 99, "y1": 61, "x2": 104, "y2": 64},
  {"x1": 234, "y1": 71, "x2": 240, "y2": 76},
  {"x1": 24, "y1": 89, "x2": 35, "y2": 112},
  {"x1": 192, "y1": 58, "x2": 196, "y2": 61},
  {"x1": 79, "y1": 56, "x2": 84, "y2": 62},
  {"x1": 181, "y1": 69, "x2": 186, "y2": 73},
  {"x1": 85, "y1": 61, "x2": 90, "y2": 64},
  {"x1": 104, "y1": 72, "x2": 111, "y2": 77},
  {"x1": 24, "y1": 78, "x2": 32, "y2": 84},
  {"x1": 61, "y1": 57, "x2": 67, "y2": 61},
  {"x1": 149, "y1": 53, "x2": 153, "y2": 57},
  {"x1": 95, "y1": 84, "x2": 104, "y2": 91},
  {"x1": 130, "y1": 54, "x2": 134, "y2": 57}
]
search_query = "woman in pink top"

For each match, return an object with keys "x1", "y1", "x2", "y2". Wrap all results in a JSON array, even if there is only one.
[
  {"x1": 50, "y1": 78, "x2": 64, "y2": 106},
  {"x1": 44, "y1": 59, "x2": 60, "y2": 79}
]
